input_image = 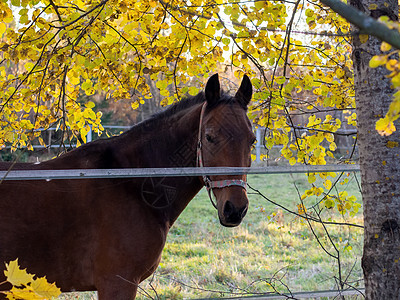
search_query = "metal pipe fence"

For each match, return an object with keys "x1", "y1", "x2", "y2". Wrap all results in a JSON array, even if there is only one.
[
  {"x1": 195, "y1": 288, "x2": 365, "y2": 299},
  {"x1": 0, "y1": 165, "x2": 360, "y2": 181}
]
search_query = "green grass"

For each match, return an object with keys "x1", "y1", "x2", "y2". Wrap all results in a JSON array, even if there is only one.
[
  {"x1": 136, "y1": 172, "x2": 364, "y2": 299},
  {"x1": 61, "y1": 172, "x2": 364, "y2": 299}
]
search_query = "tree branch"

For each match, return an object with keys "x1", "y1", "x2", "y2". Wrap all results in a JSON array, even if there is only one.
[
  {"x1": 247, "y1": 183, "x2": 364, "y2": 229},
  {"x1": 320, "y1": 0, "x2": 400, "y2": 49}
]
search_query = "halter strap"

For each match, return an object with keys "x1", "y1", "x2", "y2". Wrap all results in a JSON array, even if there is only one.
[{"x1": 196, "y1": 102, "x2": 247, "y2": 209}]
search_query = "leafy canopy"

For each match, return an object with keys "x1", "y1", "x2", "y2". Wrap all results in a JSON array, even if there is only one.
[{"x1": 0, "y1": 0, "x2": 359, "y2": 211}]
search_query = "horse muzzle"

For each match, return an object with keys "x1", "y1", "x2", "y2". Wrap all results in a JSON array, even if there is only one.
[{"x1": 219, "y1": 200, "x2": 248, "y2": 227}]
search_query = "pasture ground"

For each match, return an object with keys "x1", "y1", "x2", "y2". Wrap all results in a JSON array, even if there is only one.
[{"x1": 61, "y1": 172, "x2": 364, "y2": 299}]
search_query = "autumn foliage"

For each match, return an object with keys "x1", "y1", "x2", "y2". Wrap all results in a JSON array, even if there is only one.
[{"x1": 0, "y1": 0, "x2": 361, "y2": 209}]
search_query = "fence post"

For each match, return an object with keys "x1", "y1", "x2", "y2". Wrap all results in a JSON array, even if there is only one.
[
  {"x1": 87, "y1": 125, "x2": 92, "y2": 143},
  {"x1": 256, "y1": 127, "x2": 261, "y2": 163}
]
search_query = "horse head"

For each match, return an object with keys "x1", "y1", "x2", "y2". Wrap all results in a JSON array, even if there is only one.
[{"x1": 198, "y1": 74, "x2": 255, "y2": 227}]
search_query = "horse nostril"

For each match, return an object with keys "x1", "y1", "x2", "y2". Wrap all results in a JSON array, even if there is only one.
[
  {"x1": 223, "y1": 201, "x2": 235, "y2": 217},
  {"x1": 223, "y1": 201, "x2": 247, "y2": 225}
]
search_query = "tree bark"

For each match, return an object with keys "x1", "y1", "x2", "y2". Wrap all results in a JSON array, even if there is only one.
[{"x1": 349, "y1": 0, "x2": 400, "y2": 298}]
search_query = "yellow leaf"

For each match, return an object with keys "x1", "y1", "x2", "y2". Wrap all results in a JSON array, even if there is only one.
[
  {"x1": 188, "y1": 86, "x2": 199, "y2": 96},
  {"x1": 392, "y1": 73, "x2": 400, "y2": 87},
  {"x1": 24, "y1": 62, "x2": 34, "y2": 72},
  {"x1": 148, "y1": 0, "x2": 157, "y2": 7},
  {"x1": 323, "y1": 179, "x2": 332, "y2": 190},
  {"x1": 31, "y1": 277, "x2": 61, "y2": 299},
  {"x1": 335, "y1": 68, "x2": 345, "y2": 78},
  {"x1": 7, "y1": 286, "x2": 39, "y2": 300},
  {"x1": 359, "y1": 34, "x2": 369, "y2": 43},
  {"x1": 81, "y1": 79, "x2": 92, "y2": 91},
  {"x1": 83, "y1": 108, "x2": 96, "y2": 120},
  {"x1": 80, "y1": 127, "x2": 88, "y2": 143},
  {"x1": 131, "y1": 101, "x2": 139, "y2": 110},
  {"x1": 386, "y1": 140, "x2": 399, "y2": 148},
  {"x1": 0, "y1": 22, "x2": 6, "y2": 36},
  {"x1": 308, "y1": 173, "x2": 316, "y2": 184},
  {"x1": 381, "y1": 42, "x2": 392, "y2": 52},
  {"x1": 297, "y1": 204, "x2": 307, "y2": 214},
  {"x1": 275, "y1": 76, "x2": 286, "y2": 84},
  {"x1": 325, "y1": 198, "x2": 334, "y2": 209},
  {"x1": 4, "y1": 259, "x2": 34, "y2": 287},
  {"x1": 386, "y1": 59, "x2": 398, "y2": 71},
  {"x1": 369, "y1": 55, "x2": 387, "y2": 68},
  {"x1": 1, "y1": 5, "x2": 13, "y2": 23},
  {"x1": 68, "y1": 73, "x2": 80, "y2": 85},
  {"x1": 345, "y1": 200, "x2": 352, "y2": 210},
  {"x1": 85, "y1": 101, "x2": 95, "y2": 109},
  {"x1": 325, "y1": 133, "x2": 334, "y2": 143},
  {"x1": 376, "y1": 117, "x2": 396, "y2": 136}
]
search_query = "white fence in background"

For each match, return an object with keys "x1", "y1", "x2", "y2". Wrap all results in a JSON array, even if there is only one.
[{"x1": 3, "y1": 127, "x2": 358, "y2": 164}]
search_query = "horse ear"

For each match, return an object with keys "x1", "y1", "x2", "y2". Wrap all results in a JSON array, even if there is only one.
[
  {"x1": 235, "y1": 75, "x2": 252, "y2": 107},
  {"x1": 205, "y1": 74, "x2": 220, "y2": 105}
]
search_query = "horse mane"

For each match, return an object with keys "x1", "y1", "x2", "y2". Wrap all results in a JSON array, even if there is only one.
[
  {"x1": 129, "y1": 89, "x2": 243, "y2": 134},
  {"x1": 151, "y1": 91, "x2": 207, "y2": 121}
]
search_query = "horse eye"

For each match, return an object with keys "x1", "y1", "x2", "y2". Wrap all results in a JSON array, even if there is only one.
[{"x1": 205, "y1": 134, "x2": 214, "y2": 143}]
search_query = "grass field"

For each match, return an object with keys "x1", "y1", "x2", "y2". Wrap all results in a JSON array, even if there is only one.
[
  {"x1": 135, "y1": 172, "x2": 364, "y2": 299},
  {"x1": 60, "y1": 171, "x2": 363, "y2": 299}
]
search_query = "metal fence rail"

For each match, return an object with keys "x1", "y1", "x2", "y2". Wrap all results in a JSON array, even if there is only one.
[
  {"x1": 196, "y1": 288, "x2": 365, "y2": 299},
  {"x1": 0, "y1": 165, "x2": 360, "y2": 181}
]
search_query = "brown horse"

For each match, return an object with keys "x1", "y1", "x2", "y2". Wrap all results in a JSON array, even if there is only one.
[{"x1": 0, "y1": 74, "x2": 254, "y2": 299}]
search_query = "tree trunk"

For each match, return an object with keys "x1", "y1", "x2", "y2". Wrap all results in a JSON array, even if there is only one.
[{"x1": 349, "y1": 0, "x2": 400, "y2": 297}]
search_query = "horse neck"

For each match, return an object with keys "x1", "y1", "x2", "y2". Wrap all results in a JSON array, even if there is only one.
[
  {"x1": 119, "y1": 102, "x2": 205, "y2": 226},
  {"x1": 121, "y1": 103, "x2": 202, "y2": 168}
]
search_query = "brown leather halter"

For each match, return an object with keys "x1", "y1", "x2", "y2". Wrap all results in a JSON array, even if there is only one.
[{"x1": 196, "y1": 102, "x2": 247, "y2": 209}]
